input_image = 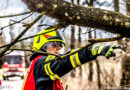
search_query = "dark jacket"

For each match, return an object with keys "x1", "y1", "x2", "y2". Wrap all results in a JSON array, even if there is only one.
[{"x1": 22, "y1": 45, "x2": 96, "y2": 90}]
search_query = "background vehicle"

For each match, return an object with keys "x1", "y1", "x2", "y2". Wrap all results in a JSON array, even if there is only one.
[{"x1": 2, "y1": 51, "x2": 25, "y2": 80}]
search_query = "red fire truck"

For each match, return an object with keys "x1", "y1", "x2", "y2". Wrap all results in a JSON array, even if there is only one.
[{"x1": 2, "y1": 51, "x2": 25, "y2": 80}]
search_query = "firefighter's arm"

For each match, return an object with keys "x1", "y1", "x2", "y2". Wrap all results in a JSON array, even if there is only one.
[
  {"x1": 39, "y1": 45, "x2": 94, "y2": 81},
  {"x1": 41, "y1": 44, "x2": 120, "y2": 80}
]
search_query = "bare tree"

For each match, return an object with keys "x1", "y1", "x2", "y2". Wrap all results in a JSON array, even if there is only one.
[
  {"x1": 120, "y1": 0, "x2": 130, "y2": 87},
  {"x1": 78, "y1": 27, "x2": 82, "y2": 77},
  {"x1": 88, "y1": 28, "x2": 93, "y2": 82},
  {"x1": 70, "y1": 25, "x2": 76, "y2": 77}
]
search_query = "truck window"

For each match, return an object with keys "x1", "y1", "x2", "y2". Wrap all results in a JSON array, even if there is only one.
[{"x1": 4, "y1": 56, "x2": 22, "y2": 64}]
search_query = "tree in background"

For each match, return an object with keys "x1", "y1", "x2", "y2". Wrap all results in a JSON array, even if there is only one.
[{"x1": 120, "y1": 0, "x2": 130, "y2": 87}]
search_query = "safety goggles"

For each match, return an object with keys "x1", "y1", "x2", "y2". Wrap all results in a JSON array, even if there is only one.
[{"x1": 43, "y1": 41, "x2": 64, "y2": 49}]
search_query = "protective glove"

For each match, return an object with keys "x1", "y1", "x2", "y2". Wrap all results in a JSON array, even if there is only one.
[{"x1": 91, "y1": 45, "x2": 121, "y2": 59}]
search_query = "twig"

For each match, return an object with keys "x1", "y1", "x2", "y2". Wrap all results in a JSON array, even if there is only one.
[
  {"x1": 10, "y1": 19, "x2": 26, "y2": 25},
  {"x1": 88, "y1": 36, "x2": 122, "y2": 43},
  {"x1": 4, "y1": 50, "x2": 13, "y2": 55},
  {"x1": 0, "y1": 13, "x2": 33, "y2": 30},
  {"x1": 9, "y1": 48, "x2": 60, "y2": 57},
  {"x1": 0, "y1": 11, "x2": 32, "y2": 18},
  {"x1": 113, "y1": 50, "x2": 130, "y2": 60},
  {"x1": 38, "y1": 24, "x2": 53, "y2": 27},
  {"x1": 0, "y1": 11, "x2": 46, "y2": 58}
]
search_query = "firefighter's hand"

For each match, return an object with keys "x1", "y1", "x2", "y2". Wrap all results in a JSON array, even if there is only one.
[{"x1": 91, "y1": 45, "x2": 121, "y2": 59}]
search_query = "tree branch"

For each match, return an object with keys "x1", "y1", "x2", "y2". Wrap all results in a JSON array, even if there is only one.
[
  {"x1": 0, "y1": 13, "x2": 33, "y2": 30},
  {"x1": 0, "y1": 11, "x2": 32, "y2": 18},
  {"x1": 42, "y1": 36, "x2": 122, "y2": 65},
  {"x1": 9, "y1": 48, "x2": 60, "y2": 57},
  {"x1": 22, "y1": 0, "x2": 130, "y2": 37},
  {"x1": 88, "y1": 35, "x2": 122, "y2": 43},
  {"x1": 0, "y1": 11, "x2": 46, "y2": 58},
  {"x1": 113, "y1": 50, "x2": 130, "y2": 60}
]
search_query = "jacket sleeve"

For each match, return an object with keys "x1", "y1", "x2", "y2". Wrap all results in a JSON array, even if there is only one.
[{"x1": 39, "y1": 45, "x2": 97, "y2": 80}]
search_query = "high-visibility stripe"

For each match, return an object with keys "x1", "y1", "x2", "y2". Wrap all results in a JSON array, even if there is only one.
[
  {"x1": 47, "y1": 61, "x2": 57, "y2": 80},
  {"x1": 47, "y1": 56, "x2": 55, "y2": 75},
  {"x1": 70, "y1": 50, "x2": 76, "y2": 68},
  {"x1": 44, "y1": 55, "x2": 60, "y2": 80},
  {"x1": 98, "y1": 45, "x2": 104, "y2": 55},
  {"x1": 70, "y1": 49, "x2": 81, "y2": 68},
  {"x1": 44, "y1": 55, "x2": 52, "y2": 76},
  {"x1": 72, "y1": 54, "x2": 78, "y2": 67},
  {"x1": 91, "y1": 45, "x2": 98, "y2": 56},
  {"x1": 75, "y1": 53, "x2": 81, "y2": 66},
  {"x1": 48, "y1": 61, "x2": 60, "y2": 80}
]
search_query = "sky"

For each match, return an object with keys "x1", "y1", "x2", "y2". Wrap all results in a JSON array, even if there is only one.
[{"x1": 0, "y1": 0, "x2": 127, "y2": 43}]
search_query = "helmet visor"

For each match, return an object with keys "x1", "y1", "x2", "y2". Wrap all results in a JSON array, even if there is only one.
[
  {"x1": 42, "y1": 41, "x2": 64, "y2": 54},
  {"x1": 44, "y1": 41, "x2": 63, "y2": 48}
]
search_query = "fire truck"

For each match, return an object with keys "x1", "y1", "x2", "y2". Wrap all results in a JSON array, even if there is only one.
[{"x1": 2, "y1": 51, "x2": 25, "y2": 80}]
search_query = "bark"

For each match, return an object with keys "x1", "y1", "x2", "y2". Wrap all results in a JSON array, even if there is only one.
[{"x1": 22, "y1": 0, "x2": 130, "y2": 37}]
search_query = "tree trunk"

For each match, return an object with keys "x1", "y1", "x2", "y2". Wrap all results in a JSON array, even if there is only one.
[
  {"x1": 22, "y1": 0, "x2": 130, "y2": 37},
  {"x1": 114, "y1": 0, "x2": 119, "y2": 12},
  {"x1": 87, "y1": 0, "x2": 94, "y2": 82},
  {"x1": 20, "y1": 41, "x2": 30, "y2": 67},
  {"x1": 70, "y1": 0, "x2": 76, "y2": 77},
  {"x1": 88, "y1": 61, "x2": 93, "y2": 81},
  {"x1": 120, "y1": 0, "x2": 130, "y2": 87},
  {"x1": 88, "y1": 27, "x2": 93, "y2": 82},
  {"x1": 94, "y1": 29, "x2": 102, "y2": 89},
  {"x1": 78, "y1": 27, "x2": 82, "y2": 77},
  {"x1": 95, "y1": 60, "x2": 101, "y2": 89},
  {"x1": 70, "y1": 25, "x2": 76, "y2": 77}
]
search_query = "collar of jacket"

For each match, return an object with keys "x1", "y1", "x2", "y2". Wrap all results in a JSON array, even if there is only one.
[{"x1": 30, "y1": 52, "x2": 47, "y2": 61}]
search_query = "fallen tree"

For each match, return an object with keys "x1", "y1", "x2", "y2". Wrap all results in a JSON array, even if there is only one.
[{"x1": 22, "y1": 0, "x2": 130, "y2": 37}]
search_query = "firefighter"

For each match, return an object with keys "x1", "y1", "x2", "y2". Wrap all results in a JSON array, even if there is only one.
[{"x1": 22, "y1": 28, "x2": 120, "y2": 90}]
